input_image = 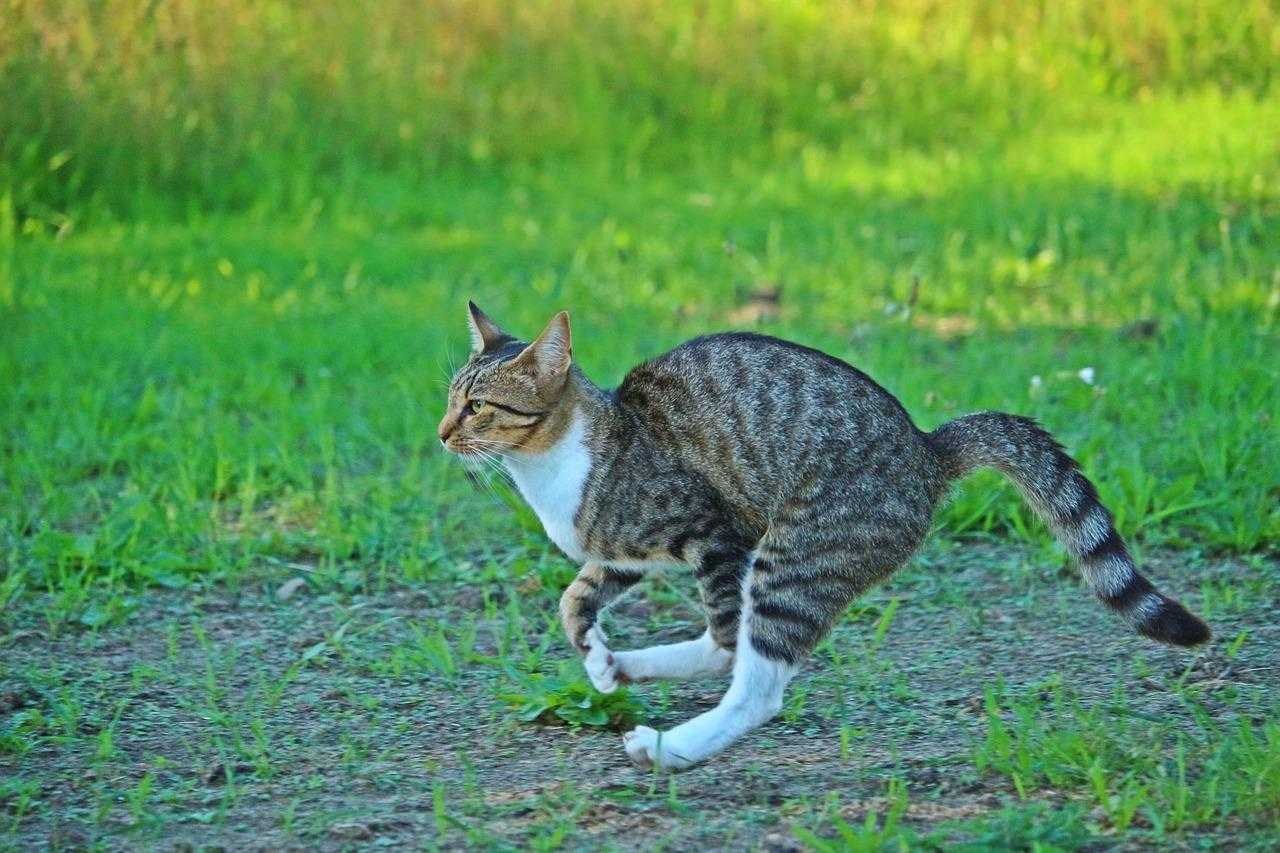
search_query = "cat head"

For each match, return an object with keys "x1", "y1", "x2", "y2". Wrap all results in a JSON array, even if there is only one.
[{"x1": 438, "y1": 302, "x2": 574, "y2": 456}]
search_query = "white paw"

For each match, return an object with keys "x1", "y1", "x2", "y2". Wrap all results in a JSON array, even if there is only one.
[
  {"x1": 583, "y1": 625, "x2": 621, "y2": 694},
  {"x1": 622, "y1": 725, "x2": 693, "y2": 770}
]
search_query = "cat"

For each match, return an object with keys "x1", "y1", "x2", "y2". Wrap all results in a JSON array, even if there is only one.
[{"x1": 438, "y1": 302, "x2": 1210, "y2": 770}]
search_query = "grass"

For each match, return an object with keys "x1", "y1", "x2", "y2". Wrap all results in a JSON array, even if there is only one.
[
  {"x1": 501, "y1": 663, "x2": 648, "y2": 730},
  {"x1": 976, "y1": 677, "x2": 1280, "y2": 832},
  {"x1": 4, "y1": 1, "x2": 1276, "y2": 218},
  {"x1": 1, "y1": 0, "x2": 1279, "y2": 847},
  {"x1": 2, "y1": 137, "x2": 1276, "y2": 629}
]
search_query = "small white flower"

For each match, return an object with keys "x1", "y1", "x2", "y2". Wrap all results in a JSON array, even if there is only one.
[
  {"x1": 1077, "y1": 367, "x2": 1095, "y2": 385},
  {"x1": 1030, "y1": 375, "x2": 1043, "y2": 390}
]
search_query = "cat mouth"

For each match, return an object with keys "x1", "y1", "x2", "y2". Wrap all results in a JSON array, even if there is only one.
[
  {"x1": 444, "y1": 440, "x2": 499, "y2": 459},
  {"x1": 442, "y1": 442, "x2": 476, "y2": 456}
]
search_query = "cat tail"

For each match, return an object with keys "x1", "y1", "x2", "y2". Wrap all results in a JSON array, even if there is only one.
[{"x1": 926, "y1": 412, "x2": 1209, "y2": 647}]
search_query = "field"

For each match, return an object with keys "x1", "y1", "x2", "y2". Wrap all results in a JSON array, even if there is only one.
[{"x1": 2, "y1": 1, "x2": 1279, "y2": 849}]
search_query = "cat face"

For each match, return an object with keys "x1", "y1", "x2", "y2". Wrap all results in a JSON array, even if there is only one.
[{"x1": 438, "y1": 302, "x2": 572, "y2": 456}]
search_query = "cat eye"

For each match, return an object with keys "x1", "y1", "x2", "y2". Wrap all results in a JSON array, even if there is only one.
[{"x1": 463, "y1": 399, "x2": 488, "y2": 416}]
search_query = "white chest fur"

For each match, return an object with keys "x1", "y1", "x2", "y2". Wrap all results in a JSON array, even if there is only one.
[{"x1": 503, "y1": 416, "x2": 591, "y2": 562}]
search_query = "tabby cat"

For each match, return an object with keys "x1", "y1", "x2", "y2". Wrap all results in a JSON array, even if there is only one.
[{"x1": 438, "y1": 303, "x2": 1209, "y2": 769}]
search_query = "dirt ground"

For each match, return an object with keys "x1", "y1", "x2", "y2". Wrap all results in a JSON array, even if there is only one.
[{"x1": 2, "y1": 543, "x2": 1277, "y2": 850}]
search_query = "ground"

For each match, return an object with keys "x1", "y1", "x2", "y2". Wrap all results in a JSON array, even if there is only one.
[{"x1": 3, "y1": 540, "x2": 1276, "y2": 850}]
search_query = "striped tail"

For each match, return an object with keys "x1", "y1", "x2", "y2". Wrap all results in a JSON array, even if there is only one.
[{"x1": 928, "y1": 412, "x2": 1210, "y2": 647}]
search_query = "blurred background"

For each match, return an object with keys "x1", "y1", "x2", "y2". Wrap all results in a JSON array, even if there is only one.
[
  {"x1": 2, "y1": 1, "x2": 1277, "y2": 215},
  {"x1": 0, "y1": 0, "x2": 1275, "y2": 618}
]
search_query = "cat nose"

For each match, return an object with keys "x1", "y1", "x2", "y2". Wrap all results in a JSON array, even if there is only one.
[{"x1": 437, "y1": 420, "x2": 455, "y2": 444}]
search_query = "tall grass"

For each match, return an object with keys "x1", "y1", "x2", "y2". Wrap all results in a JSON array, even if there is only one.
[{"x1": 2, "y1": 0, "x2": 1276, "y2": 217}]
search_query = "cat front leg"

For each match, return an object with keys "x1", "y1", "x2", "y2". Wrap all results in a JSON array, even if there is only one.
[{"x1": 559, "y1": 562, "x2": 643, "y2": 692}]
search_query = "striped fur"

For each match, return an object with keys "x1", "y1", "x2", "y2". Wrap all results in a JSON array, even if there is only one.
[
  {"x1": 440, "y1": 306, "x2": 1210, "y2": 768},
  {"x1": 928, "y1": 413, "x2": 1210, "y2": 646}
]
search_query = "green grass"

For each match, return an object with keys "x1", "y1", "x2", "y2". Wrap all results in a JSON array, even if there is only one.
[
  {"x1": 976, "y1": 677, "x2": 1280, "y2": 833},
  {"x1": 4, "y1": 1, "x2": 1276, "y2": 218},
  {"x1": 793, "y1": 642, "x2": 1280, "y2": 849},
  {"x1": 3, "y1": 114, "x2": 1277, "y2": 625}
]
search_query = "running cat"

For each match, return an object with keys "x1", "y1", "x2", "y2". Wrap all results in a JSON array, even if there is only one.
[{"x1": 437, "y1": 303, "x2": 1210, "y2": 769}]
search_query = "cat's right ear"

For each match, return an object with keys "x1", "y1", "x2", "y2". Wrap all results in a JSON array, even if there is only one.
[
  {"x1": 466, "y1": 300, "x2": 507, "y2": 353},
  {"x1": 512, "y1": 310, "x2": 571, "y2": 383}
]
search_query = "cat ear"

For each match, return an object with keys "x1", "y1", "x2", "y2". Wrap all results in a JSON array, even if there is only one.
[
  {"x1": 514, "y1": 311, "x2": 572, "y2": 380},
  {"x1": 466, "y1": 300, "x2": 507, "y2": 353}
]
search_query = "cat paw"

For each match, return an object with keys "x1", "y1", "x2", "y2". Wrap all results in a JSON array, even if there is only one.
[
  {"x1": 583, "y1": 625, "x2": 621, "y2": 693},
  {"x1": 622, "y1": 725, "x2": 693, "y2": 770}
]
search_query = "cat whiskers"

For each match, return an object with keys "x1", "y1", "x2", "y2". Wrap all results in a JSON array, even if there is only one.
[
  {"x1": 433, "y1": 347, "x2": 462, "y2": 391},
  {"x1": 452, "y1": 439, "x2": 516, "y2": 502},
  {"x1": 470, "y1": 443, "x2": 517, "y2": 487}
]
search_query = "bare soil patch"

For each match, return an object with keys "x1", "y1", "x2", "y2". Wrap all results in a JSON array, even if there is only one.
[{"x1": 2, "y1": 543, "x2": 1276, "y2": 849}]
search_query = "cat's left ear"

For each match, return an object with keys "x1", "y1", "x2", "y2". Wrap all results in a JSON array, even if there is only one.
[
  {"x1": 514, "y1": 311, "x2": 571, "y2": 381},
  {"x1": 467, "y1": 300, "x2": 508, "y2": 353}
]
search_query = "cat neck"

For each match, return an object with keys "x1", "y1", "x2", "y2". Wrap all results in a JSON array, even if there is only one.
[{"x1": 501, "y1": 371, "x2": 609, "y2": 562}]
